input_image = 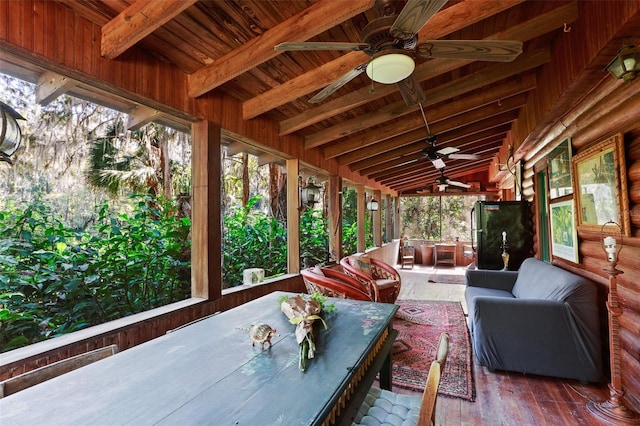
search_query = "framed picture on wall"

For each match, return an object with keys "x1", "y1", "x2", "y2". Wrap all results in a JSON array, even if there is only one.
[
  {"x1": 549, "y1": 199, "x2": 579, "y2": 263},
  {"x1": 571, "y1": 133, "x2": 630, "y2": 235},
  {"x1": 548, "y1": 139, "x2": 572, "y2": 199}
]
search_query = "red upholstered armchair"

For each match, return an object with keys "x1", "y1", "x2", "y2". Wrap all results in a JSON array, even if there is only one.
[
  {"x1": 339, "y1": 255, "x2": 401, "y2": 304},
  {"x1": 300, "y1": 267, "x2": 374, "y2": 301}
]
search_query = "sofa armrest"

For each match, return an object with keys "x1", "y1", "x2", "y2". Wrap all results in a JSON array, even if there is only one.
[{"x1": 465, "y1": 269, "x2": 518, "y2": 292}]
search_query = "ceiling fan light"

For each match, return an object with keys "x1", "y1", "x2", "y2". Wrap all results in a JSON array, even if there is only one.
[{"x1": 366, "y1": 53, "x2": 415, "y2": 84}]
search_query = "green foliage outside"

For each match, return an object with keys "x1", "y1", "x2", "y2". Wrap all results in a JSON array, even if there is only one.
[
  {"x1": 341, "y1": 188, "x2": 373, "y2": 255},
  {"x1": 401, "y1": 196, "x2": 477, "y2": 241},
  {"x1": 300, "y1": 207, "x2": 328, "y2": 268},
  {"x1": 0, "y1": 194, "x2": 191, "y2": 352},
  {"x1": 222, "y1": 196, "x2": 288, "y2": 288}
]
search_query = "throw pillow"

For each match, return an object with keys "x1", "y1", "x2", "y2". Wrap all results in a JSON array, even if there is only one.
[
  {"x1": 353, "y1": 255, "x2": 372, "y2": 277},
  {"x1": 312, "y1": 264, "x2": 324, "y2": 276}
]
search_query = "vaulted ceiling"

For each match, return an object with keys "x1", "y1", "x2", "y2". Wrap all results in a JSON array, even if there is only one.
[{"x1": 55, "y1": 0, "x2": 582, "y2": 194}]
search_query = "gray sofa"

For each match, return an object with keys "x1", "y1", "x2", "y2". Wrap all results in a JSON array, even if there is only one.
[{"x1": 465, "y1": 257, "x2": 603, "y2": 383}]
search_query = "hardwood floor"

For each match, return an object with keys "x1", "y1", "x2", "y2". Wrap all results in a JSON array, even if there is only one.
[{"x1": 395, "y1": 265, "x2": 611, "y2": 426}]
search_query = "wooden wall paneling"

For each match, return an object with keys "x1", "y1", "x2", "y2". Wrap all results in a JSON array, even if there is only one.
[
  {"x1": 0, "y1": 1, "x2": 6, "y2": 40},
  {"x1": 33, "y1": 0, "x2": 45, "y2": 56}
]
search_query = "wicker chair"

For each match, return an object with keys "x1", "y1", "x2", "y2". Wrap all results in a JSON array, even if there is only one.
[
  {"x1": 340, "y1": 255, "x2": 401, "y2": 304},
  {"x1": 300, "y1": 267, "x2": 374, "y2": 301}
]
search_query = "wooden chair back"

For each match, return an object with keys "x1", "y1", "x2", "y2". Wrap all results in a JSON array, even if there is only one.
[
  {"x1": 419, "y1": 332, "x2": 449, "y2": 425},
  {"x1": 401, "y1": 246, "x2": 415, "y2": 269},
  {"x1": 0, "y1": 344, "x2": 118, "y2": 398}
]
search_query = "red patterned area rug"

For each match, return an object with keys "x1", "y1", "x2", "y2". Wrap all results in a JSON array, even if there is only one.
[{"x1": 392, "y1": 300, "x2": 475, "y2": 401}]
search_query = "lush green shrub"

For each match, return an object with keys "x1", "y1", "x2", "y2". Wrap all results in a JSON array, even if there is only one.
[
  {"x1": 222, "y1": 196, "x2": 287, "y2": 288},
  {"x1": 0, "y1": 195, "x2": 191, "y2": 351},
  {"x1": 300, "y1": 207, "x2": 328, "y2": 268}
]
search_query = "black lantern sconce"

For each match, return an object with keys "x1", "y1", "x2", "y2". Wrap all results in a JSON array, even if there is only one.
[
  {"x1": 366, "y1": 198, "x2": 379, "y2": 212},
  {"x1": 605, "y1": 44, "x2": 640, "y2": 83},
  {"x1": 0, "y1": 101, "x2": 25, "y2": 165},
  {"x1": 300, "y1": 176, "x2": 322, "y2": 210}
]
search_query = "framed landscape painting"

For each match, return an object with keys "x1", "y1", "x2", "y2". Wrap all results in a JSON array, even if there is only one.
[
  {"x1": 571, "y1": 133, "x2": 630, "y2": 235},
  {"x1": 549, "y1": 199, "x2": 579, "y2": 263}
]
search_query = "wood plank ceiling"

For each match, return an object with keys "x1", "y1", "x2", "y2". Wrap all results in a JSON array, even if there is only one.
[{"x1": 58, "y1": 0, "x2": 579, "y2": 195}]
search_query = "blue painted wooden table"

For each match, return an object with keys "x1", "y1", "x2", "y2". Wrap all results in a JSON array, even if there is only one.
[{"x1": 0, "y1": 291, "x2": 398, "y2": 425}]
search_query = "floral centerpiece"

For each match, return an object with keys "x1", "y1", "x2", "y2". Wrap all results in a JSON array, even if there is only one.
[{"x1": 279, "y1": 293, "x2": 336, "y2": 371}]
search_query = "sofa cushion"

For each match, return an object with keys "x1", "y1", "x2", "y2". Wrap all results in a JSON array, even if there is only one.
[
  {"x1": 312, "y1": 264, "x2": 324, "y2": 276},
  {"x1": 512, "y1": 258, "x2": 590, "y2": 301},
  {"x1": 353, "y1": 255, "x2": 372, "y2": 277}
]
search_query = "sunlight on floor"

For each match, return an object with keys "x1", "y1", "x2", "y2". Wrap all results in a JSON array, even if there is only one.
[{"x1": 396, "y1": 265, "x2": 468, "y2": 314}]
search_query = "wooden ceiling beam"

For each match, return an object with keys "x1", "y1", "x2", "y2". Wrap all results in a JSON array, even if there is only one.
[
  {"x1": 362, "y1": 132, "x2": 507, "y2": 177},
  {"x1": 245, "y1": 0, "x2": 523, "y2": 121},
  {"x1": 101, "y1": 0, "x2": 198, "y2": 59},
  {"x1": 331, "y1": 91, "x2": 529, "y2": 163},
  {"x1": 243, "y1": 52, "x2": 369, "y2": 119},
  {"x1": 372, "y1": 139, "x2": 503, "y2": 183},
  {"x1": 375, "y1": 143, "x2": 502, "y2": 184},
  {"x1": 188, "y1": 0, "x2": 374, "y2": 98},
  {"x1": 345, "y1": 111, "x2": 519, "y2": 172},
  {"x1": 36, "y1": 71, "x2": 76, "y2": 106},
  {"x1": 350, "y1": 119, "x2": 515, "y2": 172},
  {"x1": 306, "y1": 70, "x2": 537, "y2": 149},
  {"x1": 278, "y1": 2, "x2": 575, "y2": 136},
  {"x1": 387, "y1": 161, "x2": 494, "y2": 191},
  {"x1": 391, "y1": 163, "x2": 493, "y2": 193}
]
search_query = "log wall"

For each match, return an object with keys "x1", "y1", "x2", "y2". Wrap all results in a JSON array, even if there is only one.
[{"x1": 519, "y1": 99, "x2": 640, "y2": 412}]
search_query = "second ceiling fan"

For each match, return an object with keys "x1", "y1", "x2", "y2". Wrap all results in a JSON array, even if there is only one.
[{"x1": 275, "y1": 0, "x2": 523, "y2": 105}]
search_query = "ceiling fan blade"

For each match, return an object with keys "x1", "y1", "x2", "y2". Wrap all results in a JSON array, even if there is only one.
[
  {"x1": 449, "y1": 153, "x2": 480, "y2": 160},
  {"x1": 395, "y1": 73, "x2": 427, "y2": 106},
  {"x1": 431, "y1": 158, "x2": 446, "y2": 169},
  {"x1": 309, "y1": 64, "x2": 367, "y2": 104},
  {"x1": 417, "y1": 40, "x2": 523, "y2": 62},
  {"x1": 275, "y1": 42, "x2": 370, "y2": 51},
  {"x1": 446, "y1": 179, "x2": 471, "y2": 189},
  {"x1": 437, "y1": 146, "x2": 459, "y2": 156},
  {"x1": 390, "y1": 0, "x2": 448, "y2": 40}
]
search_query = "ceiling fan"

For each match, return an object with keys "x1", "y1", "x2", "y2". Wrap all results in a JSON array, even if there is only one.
[
  {"x1": 418, "y1": 103, "x2": 479, "y2": 169},
  {"x1": 435, "y1": 168, "x2": 470, "y2": 191},
  {"x1": 422, "y1": 134, "x2": 480, "y2": 169},
  {"x1": 275, "y1": 0, "x2": 523, "y2": 105}
]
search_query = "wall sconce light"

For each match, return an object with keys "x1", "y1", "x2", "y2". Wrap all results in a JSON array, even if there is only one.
[
  {"x1": 587, "y1": 221, "x2": 640, "y2": 423},
  {"x1": 605, "y1": 44, "x2": 640, "y2": 82},
  {"x1": 300, "y1": 176, "x2": 322, "y2": 209},
  {"x1": 0, "y1": 101, "x2": 25, "y2": 165},
  {"x1": 366, "y1": 198, "x2": 379, "y2": 211}
]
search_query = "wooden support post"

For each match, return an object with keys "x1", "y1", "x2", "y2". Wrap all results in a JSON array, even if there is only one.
[
  {"x1": 385, "y1": 194, "x2": 393, "y2": 243},
  {"x1": 287, "y1": 159, "x2": 300, "y2": 273},
  {"x1": 328, "y1": 175, "x2": 342, "y2": 263},
  {"x1": 373, "y1": 189, "x2": 382, "y2": 248},
  {"x1": 191, "y1": 120, "x2": 221, "y2": 300},
  {"x1": 356, "y1": 184, "x2": 365, "y2": 253}
]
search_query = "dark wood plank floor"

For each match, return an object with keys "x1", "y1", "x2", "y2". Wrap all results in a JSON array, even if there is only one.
[
  {"x1": 396, "y1": 265, "x2": 611, "y2": 426},
  {"x1": 435, "y1": 357, "x2": 610, "y2": 426}
]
